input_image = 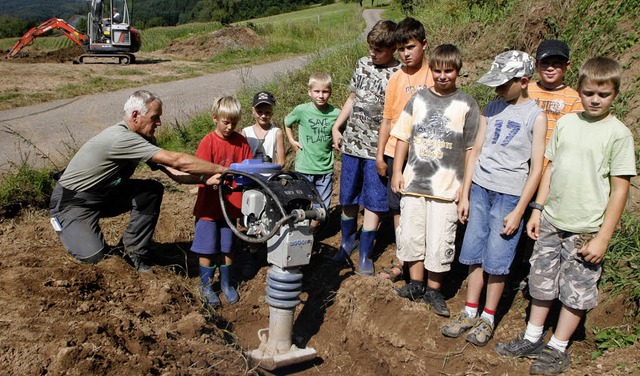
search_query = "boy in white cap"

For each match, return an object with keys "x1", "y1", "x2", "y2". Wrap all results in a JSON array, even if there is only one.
[{"x1": 441, "y1": 50, "x2": 547, "y2": 346}]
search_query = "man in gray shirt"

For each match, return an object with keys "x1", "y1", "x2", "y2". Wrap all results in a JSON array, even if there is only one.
[{"x1": 49, "y1": 90, "x2": 225, "y2": 272}]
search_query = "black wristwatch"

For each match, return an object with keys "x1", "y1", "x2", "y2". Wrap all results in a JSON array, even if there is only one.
[{"x1": 529, "y1": 202, "x2": 544, "y2": 211}]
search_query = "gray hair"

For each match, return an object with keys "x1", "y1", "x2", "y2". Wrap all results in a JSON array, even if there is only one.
[{"x1": 123, "y1": 90, "x2": 163, "y2": 119}]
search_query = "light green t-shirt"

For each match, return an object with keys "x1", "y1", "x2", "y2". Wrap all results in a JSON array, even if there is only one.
[
  {"x1": 284, "y1": 102, "x2": 340, "y2": 174},
  {"x1": 543, "y1": 113, "x2": 636, "y2": 233}
]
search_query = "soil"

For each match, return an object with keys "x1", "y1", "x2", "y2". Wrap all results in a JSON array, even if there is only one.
[
  {"x1": 1, "y1": 164, "x2": 639, "y2": 375},
  {"x1": 1, "y1": 10, "x2": 640, "y2": 376}
]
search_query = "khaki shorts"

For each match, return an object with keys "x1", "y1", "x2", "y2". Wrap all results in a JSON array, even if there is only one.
[
  {"x1": 396, "y1": 195, "x2": 458, "y2": 273},
  {"x1": 528, "y1": 215, "x2": 601, "y2": 310}
]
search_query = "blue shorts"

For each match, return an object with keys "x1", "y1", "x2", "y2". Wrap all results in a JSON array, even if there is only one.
[
  {"x1": 191, "y1": 219, "x2": 233, "y2": 255},
  {"x1": 459, "y1": 183, "x2": 523, "y2": 275},
  {"x1": 339, "y1": 154, "x2": 388, "y2": 212},
  {"x1": 385, "y1": 155, "x2": 402, "y2": 211},
  {"x1": 300, "y1": 172, "x2": 333, "y2": 210}
]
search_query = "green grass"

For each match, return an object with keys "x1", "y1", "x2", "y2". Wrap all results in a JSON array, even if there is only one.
[
  {"x1": 0, "y1": 34, "x2": 76, "y2": 52},
  {"x1": 0, "y1": 164, "x2": 55, "y2": 211},
  {"x1": 140, "y1": 22, "x2": 223, "y2": 52}
]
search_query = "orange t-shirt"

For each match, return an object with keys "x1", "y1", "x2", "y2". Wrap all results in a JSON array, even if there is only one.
[
  {"x1": 529, "y1": 82, "x2": 583, "y2": 169},
  {"x1": 382, "y1": 64, "x2": 434, "y2": 157}
]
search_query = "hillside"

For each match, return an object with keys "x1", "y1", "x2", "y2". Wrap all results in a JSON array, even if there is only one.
[{"x1": 0, "y1": 0, "x2": 87, "y2": 21}]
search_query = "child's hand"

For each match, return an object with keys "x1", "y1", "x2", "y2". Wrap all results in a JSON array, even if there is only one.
[
  {"x1": 578, "y1": 236, "x2": 607, "y2": 264},
  {"x1": 332, "y1": 129, "x2": 343, "y2": 151},
  {"x1": 376, "y1": 158, "x2": 387, "y2": 177},
  {"x1": 526, "y1": 211, "x2": 542, "y2": 240},
  {"x1": 391, "y1": 174, "x2": 404, "y2": 193},
  {"x1": 457, "y1": 197, "x2": 470, "y2": 224},
  {"x1": 205, "y1": 173, "x2": 222, "y2": 186},
  {"x1": 501, "y1": 210, "x2": 522, "y2": 236}
]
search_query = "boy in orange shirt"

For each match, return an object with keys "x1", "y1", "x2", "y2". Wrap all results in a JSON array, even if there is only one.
[{"x1": 375, "y1": 17, "x2": 434, "y2": 281}]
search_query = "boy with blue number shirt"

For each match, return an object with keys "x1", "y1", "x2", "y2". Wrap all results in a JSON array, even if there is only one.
[{"x1": 442, "y1": 51, "x2": 547, "y2": 346}]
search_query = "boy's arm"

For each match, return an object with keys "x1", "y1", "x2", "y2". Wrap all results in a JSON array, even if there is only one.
[
  {"x1": 502, "y1": 112, "x2": 547, "y2": 236},
  {"x1": 391, "y1": 139, "x2": 409, "y2": 193},
  {"x1": 580, "y1": 175, "x2": 631, "y2": 264},
  {"x1": 332, "y1": 93, "x2": 355, "y2": 151},
  {"x1": 458, "y1": 114, "x2": 487, "y2": 224},
  {"x1": 275, "y1": 128, "x2": 286, "y2": 166},
  {"x1": 376, "y1": 118, "x2": 392, "y2": 176},
  {"x1": 526, "y1": 161, "x2": 552, "y2": 240},
  {"x1": 284, "y1": 123, "x2": 302, "y2": 152}
]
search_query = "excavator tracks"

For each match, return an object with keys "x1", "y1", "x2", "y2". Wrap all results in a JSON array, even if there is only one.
[{"x1": 77, "y1": 53, "x2": 136, "y2": 65}]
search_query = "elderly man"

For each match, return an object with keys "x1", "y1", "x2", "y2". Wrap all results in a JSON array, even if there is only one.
[{"x1": 49, "y1": 90, "x2": 225, "y2": 272}]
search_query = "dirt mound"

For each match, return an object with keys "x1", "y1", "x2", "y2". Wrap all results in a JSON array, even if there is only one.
[
  {"x1": 1, "y1": 169, "x2": 638, "y2": 375},
  {"x1": 164, "y1": 26, "x2": 262, "y2": 60},
  {"x1": 5, "y1": 45, "x2": 85, "y2": 64}
]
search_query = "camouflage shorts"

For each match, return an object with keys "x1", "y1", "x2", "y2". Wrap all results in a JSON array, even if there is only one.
[{"x1": 528, "y1": 215, "x2": 601, "y2": 310}]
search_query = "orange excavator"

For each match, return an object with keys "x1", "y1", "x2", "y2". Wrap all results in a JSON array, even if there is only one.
[{"x1": 6, "y1": 0, "x2": 141, "y2": 64}]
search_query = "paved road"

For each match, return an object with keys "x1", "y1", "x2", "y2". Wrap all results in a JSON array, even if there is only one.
[{"x1": 0, "y1": 9, "x2": 382, "y2": 172}]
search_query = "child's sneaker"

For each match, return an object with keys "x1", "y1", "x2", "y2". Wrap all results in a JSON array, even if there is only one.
[
  {"x1": 465, "y1": 317, "x2": 494, "y2": 346},
  {"x1": 494, "y1": 332, "x2": 544, "y2": 358},
  {"x1": 421, "y1": 287, "x2": 450, "y2": 317},
  {"x1": 442, "y1": 311, "x2": 478, "y2": 338},
  {"x1": 530, "y1": 345, "x2": 570, "y2": 375},
  {"x1": 393, "y1": 282, "x2": 424, "y2": 301}
]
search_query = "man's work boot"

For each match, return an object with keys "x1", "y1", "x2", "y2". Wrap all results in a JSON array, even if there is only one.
[
  {"x1": 357, "y1": 230, "x2": 376, "y2": 275},
  {"x1": 198, "y1": 264, "x2": 220, "y2": 307},
  {"x1": 331, "y1": 215, "x2": 358, "y2": 264},
  {"x1": 128, "y1": 253, "x2": 153, "y2": 273},
  {"x1": 220, "y1": 264, "x2": 239, "y2": 304}
]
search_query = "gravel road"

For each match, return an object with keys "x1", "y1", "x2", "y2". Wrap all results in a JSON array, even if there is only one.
[{"x1": 0, "y1": 9, "x2": 382, "y2": 172}]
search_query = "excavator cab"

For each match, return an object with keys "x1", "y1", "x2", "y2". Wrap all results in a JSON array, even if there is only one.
[{"x1": 85, "y1": 0, "x2": 141, "y2": 63}]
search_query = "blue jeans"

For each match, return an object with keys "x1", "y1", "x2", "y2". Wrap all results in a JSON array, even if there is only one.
[
  {"x1": 300, "y1": 172, "x2": 333, "y2": 210},
  {"x1": 459, "y1": 183, "x2": 523, "y2": 275}
]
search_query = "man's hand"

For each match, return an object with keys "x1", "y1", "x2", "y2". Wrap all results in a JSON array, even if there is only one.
[{"x1": 291, "y1": 140, "x2": 303, "y2": 153}]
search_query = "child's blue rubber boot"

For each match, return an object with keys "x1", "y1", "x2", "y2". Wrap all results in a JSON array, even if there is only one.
[
  {"x1": 357, "y1": 230, "x2": 376, "y2": 275},
  {"x1": 198, "y1": 264, "x2": 220, "y2": 307},
  {"x1": 331, "y1": 215, "x2": 358, "y2": 264},
  {"x1": 220, "y1": 264, "x2": 239, "y2": 304}
]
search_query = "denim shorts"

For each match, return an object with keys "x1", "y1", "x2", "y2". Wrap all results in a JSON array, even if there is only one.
[
  {"x1": 191, "y1": 219, "x2": 233, "y2": 255},
  {"x1": 459, "y1": 183, "x2": 523, "y2": 275},
  {"x1": 385, "y1": 155, "x2": 402, "y2": 211},
  {"x1": 300, "y1": 172, "x2": 333, "y2": 210},
  {"x1": 339, "y1": 154, "x2": 388, "y2": 213},
  {"x1": 528, "y1": 215, "x2": 601, "y2": 310}
]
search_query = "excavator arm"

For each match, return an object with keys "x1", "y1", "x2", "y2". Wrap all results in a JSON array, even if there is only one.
[{"x1": 7, "y1": 18, "x2": 88, "y2": 58}]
